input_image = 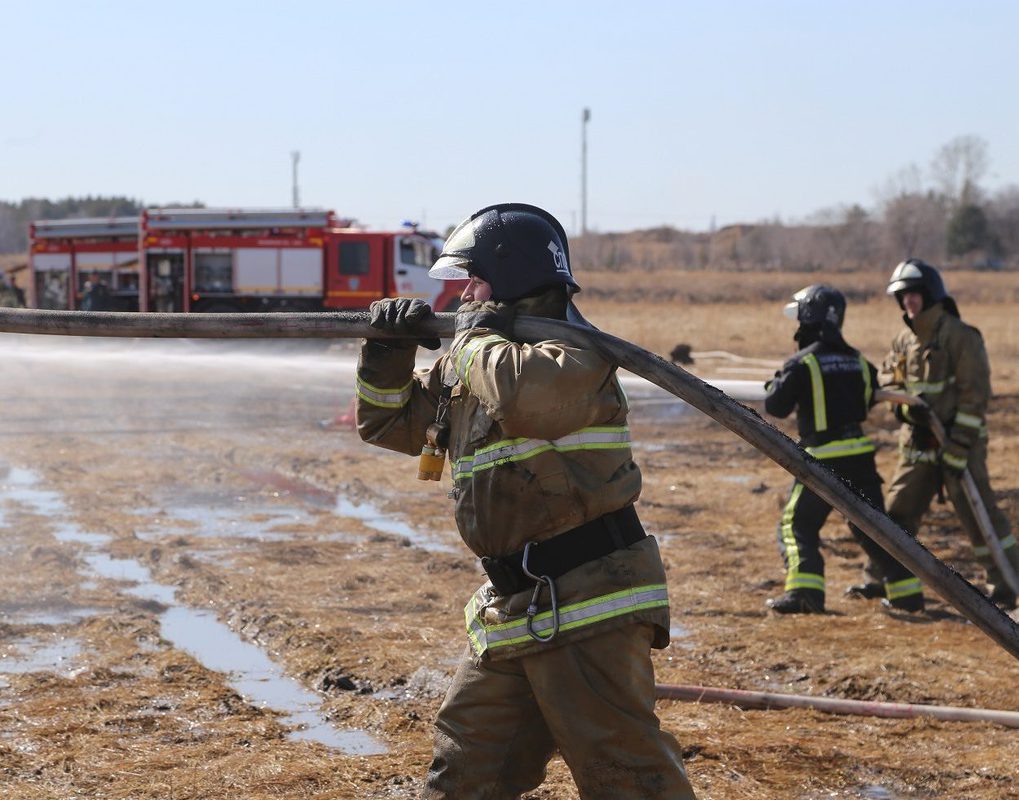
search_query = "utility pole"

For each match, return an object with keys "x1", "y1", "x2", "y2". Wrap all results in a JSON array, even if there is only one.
[
  {"x1": 581, "y1": 107, "x2": 590, "y2": 235},
  {"x1": 291, "y1": 150, "x2": 301, "y2": 208}
]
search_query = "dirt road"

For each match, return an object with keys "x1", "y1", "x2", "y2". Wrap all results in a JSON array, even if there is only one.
[{"x1": 2, "y1": 316, "x2": 1018, "y2": 799}]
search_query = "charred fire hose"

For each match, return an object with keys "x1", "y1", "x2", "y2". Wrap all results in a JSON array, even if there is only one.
[{"x1": 2, "y1": 307, "x2": 1018, "y2": 663}]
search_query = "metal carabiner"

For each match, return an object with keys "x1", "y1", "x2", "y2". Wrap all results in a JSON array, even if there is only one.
[{"x1": 521, "y1": 541, "x2": 560, "y2": 643}]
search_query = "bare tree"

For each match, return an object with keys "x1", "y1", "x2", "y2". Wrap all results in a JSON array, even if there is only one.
[
  {"x1": 986, "y1": 185, "x2": 1019, "y2": 264},
  {"x1": 805, "y1": 204, "x2": 878, "y2": 269},
  {"x1": 882, "y1": 192, "x2": 948, "y2": 261},
  {"x1": 930, "y1": 135, "x2": 989, "y2": 207}
]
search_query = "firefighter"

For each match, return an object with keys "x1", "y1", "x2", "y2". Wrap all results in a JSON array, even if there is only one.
[
  {"x1": 763, "y1": 285, "x2": 924, "y2": 614},
  {"x1": 356, "y1": 203, "x2": 695, "y2": 799},
  {"x1": 877, "y1": 258, "x2": 1018, "y2": 610},
  {"x1": 81, "y1": 271, "x2": 112, "y2": 311},
  {"x1": 0, "y1": 272, "x2": 24, "y2": 307}
]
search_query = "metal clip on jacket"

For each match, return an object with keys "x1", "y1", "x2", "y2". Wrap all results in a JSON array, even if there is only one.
[{"x1": 521, "y1": 541, "x2": 560, "y2": 643}]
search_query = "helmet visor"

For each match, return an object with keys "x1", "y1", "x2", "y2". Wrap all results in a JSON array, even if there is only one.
[
  {"x1": 782, "y1": 300, "x2": 800, "y2": 321},
  {"x1": 887, "y1": 261, "x2": 924, "y2": 295},
  {"x1": 428, "y1": 255, "x2": 471, "y2": 280},
  {"x1": 427, "y1": 218, "x2": 477, "y2": 280}
]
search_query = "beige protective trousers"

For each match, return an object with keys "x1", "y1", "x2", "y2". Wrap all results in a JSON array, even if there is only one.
[
  {"x1": 885, "y1": 439, "x2": 1018, "y2": 591},
  {"x1": 423, "y1": 623, "x2": 696, "y2": 799}
]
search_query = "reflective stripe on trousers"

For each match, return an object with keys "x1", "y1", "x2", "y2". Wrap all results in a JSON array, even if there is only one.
[
  {"x1": 779, "y1": 481, "x2": 824, "y2": 593},
  {"x1": 465, "y1": 583, "x2": 669, "y2": 657}
]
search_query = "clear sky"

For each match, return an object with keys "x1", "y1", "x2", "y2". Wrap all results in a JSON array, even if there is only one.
[{"x1": 2, "y1": 1, "x2": 1016, "y2": 235}]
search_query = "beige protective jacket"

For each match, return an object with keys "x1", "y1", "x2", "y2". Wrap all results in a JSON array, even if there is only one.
[
  {"x1": 879, "y1": 303, "x2": 991, "y2": 469},
  {"x1": 356, "y1": 324, "x2": 670, "y2": 661}
]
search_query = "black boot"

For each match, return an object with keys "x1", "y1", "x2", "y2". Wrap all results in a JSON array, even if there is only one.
[
  {"x1": 845, "y1": 582, "x2": 884, "y2": 599},
  {"x1": 881, "y1": 594, "x2": 925, "y2": 613},
  {"x1": 766, "y1": 590, "x2": 824, "y2": 615},
  {"x1": 989, "y1": 585, "x2": 1018, "y2": 611}
]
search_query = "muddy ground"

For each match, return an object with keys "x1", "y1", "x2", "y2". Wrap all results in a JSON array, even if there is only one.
[{"x1": 2, "y1": 289, "x2": 1018, "y2": 799}]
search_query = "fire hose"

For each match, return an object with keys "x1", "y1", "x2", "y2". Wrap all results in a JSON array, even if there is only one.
[
  {"x1": 655, "y1": 682, "x2": 1019, "y2": 727},
  {"x1": 2, "y1": 307, "x2": 1018, "y2": 663}
]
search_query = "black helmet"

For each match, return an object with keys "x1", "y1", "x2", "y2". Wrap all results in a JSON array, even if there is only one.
[
  {"x1": 429, "y1": 203, "x2": 579, "y2": 302},
  {"x1": 783, "y1": 284, "x2": 846, "y2": 328},
  {"x1": 886, "y1": 258, "x2": 948, "y2": 307}
]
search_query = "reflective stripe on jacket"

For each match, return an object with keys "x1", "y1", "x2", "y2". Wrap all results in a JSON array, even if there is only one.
[
  {"x1": 355, "y1": 330, "x2": 670, "y2": 660},
  {"x1": 763, "y1": 339, "x2": 878, "y2": 455}
]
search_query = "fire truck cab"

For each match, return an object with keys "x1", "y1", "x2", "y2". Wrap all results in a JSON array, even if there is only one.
[{"x1": 139, "y1": 208, "x2": 463, "y2": 314}]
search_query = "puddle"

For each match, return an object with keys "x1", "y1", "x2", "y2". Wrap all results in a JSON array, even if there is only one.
[
  {"x1": 0, "y1": 466, "x2": 65, "y2": 516},
  {"x1": 235, "y1": 466, "x2": 456, "y2": 553},
  {"x1": 858, "y1": 786, "x2": 902, "y2": 800},
  {"x1": 54, "y1": 527, "x2": 112, "y2": 546},
  {"x1": 334, "y1": 494, "x2": 457, "y2": 553},
  {"x1": 161, "y1": 607, "x2": 385, "y2": 754},
  {"x1": 0, "y1": 602, "x2": 104, "y2": 626},
  {"x1": 0, "y1": 636, "x2": 84, "y2": 677},
  {"x1": 137, "y1": 497, "x2": 310, "y2": 543},
  {"x1": 0, "y1": 463, "x2": 388, "y2": 754},
  {"x1": 669, "y1": 623, "x2": 693, "y2": 639},
  {"x1": 82, "y1": 553, "x2": 178, "y2": 605},
  {"x1": 668, "y1": 623, "x2": 696, "y2": 650}
]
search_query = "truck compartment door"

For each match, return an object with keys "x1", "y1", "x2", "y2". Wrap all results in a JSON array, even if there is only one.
[
  {"x1": 279, "y1": 248, "x2": 322, "y2": 296},
  {"x1": 235, "y1": 248, "x2": 279, "y2": 295}
]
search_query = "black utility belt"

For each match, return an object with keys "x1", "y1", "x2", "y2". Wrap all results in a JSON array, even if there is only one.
[{"x1": 481, "y1": 505, "x2": 646, "y2": 597}]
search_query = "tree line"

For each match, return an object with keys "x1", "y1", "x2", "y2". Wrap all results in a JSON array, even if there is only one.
[
  {"x1": 0, "y1": 196, "x2": 201, "y2": 255},
  {"x1": 4, "y1": 137, "x2": 1016, "y2": 274},
  {"x1": 572, "y1": 135, "x2": 1018, "y2": 273}
]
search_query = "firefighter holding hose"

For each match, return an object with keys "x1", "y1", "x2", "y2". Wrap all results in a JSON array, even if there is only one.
[
  {"x1": 876, "y1": 259, "x2": 1018, "y2": 610},
  {"x1": 763, "y1": 284, "x2": 924, "y2": 614},
  {"x1": 355, "y1": 203, "x2": 695, "y2": 798}
]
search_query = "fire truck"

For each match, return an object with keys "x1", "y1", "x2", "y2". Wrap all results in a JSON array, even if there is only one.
[
  {"x1": 28, "y1": 208, "x2": 465, "y2": 314},
  {"x1": 29, "y1": 217, "x2": 141, "y2": 310}
]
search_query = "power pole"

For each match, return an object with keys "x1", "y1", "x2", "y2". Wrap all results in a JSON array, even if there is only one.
[
  {"x1": 291, "y1": 150, "x2": 301, "y2": 208},
  {"x1": 581, "y1": 108, "x2": 590, "y2": 235}
]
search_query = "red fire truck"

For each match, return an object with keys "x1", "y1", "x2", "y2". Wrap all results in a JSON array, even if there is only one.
[
  {"x1": 29, "y1": 217, "x2": 141, "y2": 310},
  {"x1": 28, "y1": 208, "x2": 465, "y2": 314},
  {"x1": 138, "y1": 208, "x2": 464, "y2": 313}
]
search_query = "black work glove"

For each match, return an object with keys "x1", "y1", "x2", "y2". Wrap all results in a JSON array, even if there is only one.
[
  {"x1": 894, "y1": 402, "x2": 930, "y2": 427},
  {"x1": 454, "y1": 300, "x2": 516, "y2": 337},
  {"x1": 368, "y1": 298, "x2": 440, "y2": 350}
]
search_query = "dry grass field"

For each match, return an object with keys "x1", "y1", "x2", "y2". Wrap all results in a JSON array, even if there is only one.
[
  {"x1": 1, "y1": 265, "x2": 1017, "y2": 799},
  {"x1": 580, "y1": 269, "x2": 1019, "y2": 392}
]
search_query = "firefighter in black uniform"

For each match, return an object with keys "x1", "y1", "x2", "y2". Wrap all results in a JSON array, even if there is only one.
[{"x1": 763, "y1": 285, "x2": 925, "y2": 614}]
